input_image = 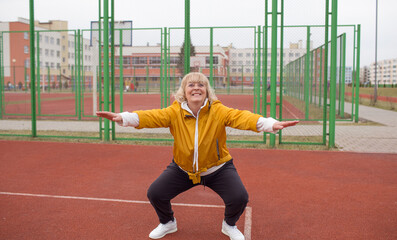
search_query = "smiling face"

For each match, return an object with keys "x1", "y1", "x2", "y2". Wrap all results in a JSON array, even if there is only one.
[{"x1": 184, "y1": 80, "x2": 207, "y2": 106}]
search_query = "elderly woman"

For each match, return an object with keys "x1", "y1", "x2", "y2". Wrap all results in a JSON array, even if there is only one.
[{"x1": 96, "y1": 72, "x2": 298, "y2": 240}]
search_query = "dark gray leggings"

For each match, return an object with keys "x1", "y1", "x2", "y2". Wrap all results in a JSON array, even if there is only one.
[{"x1": 147, "y1": 160, "x2": 249, "y2": 226}]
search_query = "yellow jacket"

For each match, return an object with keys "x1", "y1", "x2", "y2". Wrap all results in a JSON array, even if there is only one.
[{"x1": 134, "y1": 100, "x2": 262, "y2": 183}]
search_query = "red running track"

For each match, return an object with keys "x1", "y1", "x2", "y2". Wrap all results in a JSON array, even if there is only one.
[{"x1": 0, "y1": 140, "x2": 396, "y2": 239}]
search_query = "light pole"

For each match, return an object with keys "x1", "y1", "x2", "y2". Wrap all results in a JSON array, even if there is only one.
[{"x1": 12, "y1": 59, "x2": 16, "y2": 91}]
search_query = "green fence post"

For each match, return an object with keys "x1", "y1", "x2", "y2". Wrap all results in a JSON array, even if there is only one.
[
  {"x1": 103, "y1": 0, "x2": 110, "y2": 141},
  {"x1": 304, "y1": 26, "x2": 310, "y2": 120},
  {"x1": 278, "y1": 0, "x2": 284, "y2": 145},
  {"x1": 269, "y1": 0, "x2": 278, "y2": 147},
  {"x1": 323, "y1": 0, "x2": 330, "y2": 145},
  {"x1": 329, "y1": 0, "x2": 338, "y2": 148},
  {"x1": 184, "y1": 0, "x2": 190, "y2": 75},
  {"x1": 160, "y1": 28, "x2": 164, "y2": 108},
  {"x1": 29, "y1": 0, "x2": 37, "y2": 137},
  {"x1": 119, "y1": 29, "x2": 123, "y2": 113},
  {"x1": 111, "y1": 0, "x2": 116, "y2": 140},
  {"x1": 354, "y1": 24, "x2": 361, "y2": 123}
]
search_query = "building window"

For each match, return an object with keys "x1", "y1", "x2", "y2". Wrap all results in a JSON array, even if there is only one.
[
  {"x1": 246, "y1": 53, "x2": 251, "y2": 57},
  {"x1": 56, "y1": 39, "x2": 60, "y2": 45},
  {"x1": 122, "y1": 56, "x2": 130, "y2": 65},
  {"x1": 45, "y1": 36, "x2": 49, "y2": 43},
  {"x1": 205, "y1": 56, "x2": 218, "y2": 65},
  {"x1": 169, "y1": 56, "x2": 180, "y2": 64},
  {"x1": 45, "y1": 49, "x2": 49, "y2": 56},
  {"x1": 132, "y1": 57, "x2": 147, "y2": 65},
  {"x1": 232, "y1": 53, "x2": 237, "y2": 57},
  {"x1": 24, "y1": 32, "x2": 29, "y2": 40},
  {"x1": 24, "y1": 45, "x2": 29, "y2": 54},
  {"x1": 149, "y1": 57, "x2": 161, "y2": 65},
  {"x1": 238, "y1": 53, "x2": 243, "y2": 57},
  {"x1": 50, "y1": 50, "x2": 54, "y2": 57},
  {"x1": 50, "y1": 37, "x2": 54, "y2": 44},
  {"x1": 57, "y1": 51, "x2": 60, "y2": 57}
]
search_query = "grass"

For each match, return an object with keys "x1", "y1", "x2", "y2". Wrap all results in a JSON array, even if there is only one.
[
  {"x1": 345, "y1": 87, "x2": 397, "y2": 111},
  {"x1": 345, "y1": 87, "x2": 397, "y2": 97}
]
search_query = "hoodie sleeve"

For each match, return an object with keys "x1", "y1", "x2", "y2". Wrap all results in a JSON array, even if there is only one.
[
  {"x1": 256, "y1": 117, "x2": 279, "y2": 134},
  {"x1": 132, "y1": 101, "x2": 178, "y2": 129},
  {"x1": 218, "y1": 103, "x2": 262, "y2": 132},
  {"x1": 119, "y1": 112, "x2": 139, "y2": 127}
]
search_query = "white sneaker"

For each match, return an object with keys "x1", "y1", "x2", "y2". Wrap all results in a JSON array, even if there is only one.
[
  {"x1": 221, "y1": 220, "x2": 245, "y2": 240},
  {"x1": 149, "y1": 219, "x2": 177, "y2": 239}
]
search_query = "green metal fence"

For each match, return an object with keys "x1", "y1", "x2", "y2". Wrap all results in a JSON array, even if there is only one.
[{"x1": 0, "y1": 0, "x2": 360, "y2": 148}]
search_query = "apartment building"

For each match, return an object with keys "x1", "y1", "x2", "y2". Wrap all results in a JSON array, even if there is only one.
[
  {"x1": 369, "y1": 58, "x2": 397, "y2": 86},
  {"x1": 0, "y1": 18, "x2": 96, "y2": 90},
  {"x1": 360, "y1": 66, "x2": 370, "y2": 85},
  {"x1": 228, "y1": 41, "x2": 308, "y2": 86}
]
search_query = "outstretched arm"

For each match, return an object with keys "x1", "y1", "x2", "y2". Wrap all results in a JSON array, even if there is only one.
[
  {"x1": 96, "y1": 111, "x2": 123, "y2": 125},
  {"x1": 97, "y1": 111, "x2": 140, "y2": 127},
  {"x1": 272, "y1": 120, "x2": 299, "y2": 130},
  {"x1": 257, "y1": 117, "x2": 299, "y2": 133}
]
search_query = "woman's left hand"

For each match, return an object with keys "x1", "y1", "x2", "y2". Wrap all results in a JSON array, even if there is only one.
[{"x1": 272, "y1": 120, "x2": 299, "y2": 130}]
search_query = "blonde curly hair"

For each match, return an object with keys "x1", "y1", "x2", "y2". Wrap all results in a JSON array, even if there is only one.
[{"x1": 174, "y1": 72, "x2": 218, "y2": 104}]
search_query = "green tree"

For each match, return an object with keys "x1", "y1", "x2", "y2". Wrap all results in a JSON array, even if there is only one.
[{"x1": 177, "y1": 39, "x2": 196, "y2": 76}]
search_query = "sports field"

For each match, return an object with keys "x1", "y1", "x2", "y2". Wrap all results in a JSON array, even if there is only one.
[{"x1": 0, "y1": 140, "x2": 396, "y2": 239}]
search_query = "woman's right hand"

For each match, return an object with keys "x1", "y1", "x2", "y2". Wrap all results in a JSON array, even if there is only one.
[{"x1": 96, "y1": 111, "x2": 123, "y2": 125}]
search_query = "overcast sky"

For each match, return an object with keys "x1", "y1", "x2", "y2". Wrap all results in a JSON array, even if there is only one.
[{"x1": 0, "y1": 0, "x2": 396, "y2": 66}]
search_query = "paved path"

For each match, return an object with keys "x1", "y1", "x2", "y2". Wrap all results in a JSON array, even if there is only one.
[{"x1": 1, "y1": 104, "x2": 396, "y2": 154}]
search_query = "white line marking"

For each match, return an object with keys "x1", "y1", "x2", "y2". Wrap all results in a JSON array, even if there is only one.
[
  {"x1": 282, "y1": 104, "x2": 300, "y2": 119},
  {"x1": 244, "y1": 206, "x2": 252, "y2": 240},
  {"x1": 0, "y1": 191, "x2": 252, "y2": 238},
  {"x1": 0, "y1": 191, "x2": 224, "y2": 208}
]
